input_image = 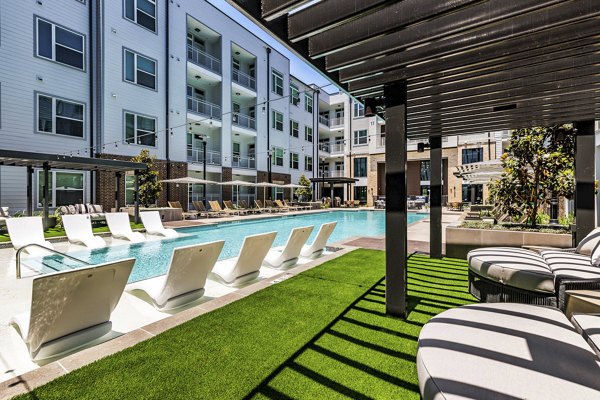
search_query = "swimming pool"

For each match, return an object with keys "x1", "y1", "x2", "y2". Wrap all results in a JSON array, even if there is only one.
[{"x1": 30, "y1": 210, "x2": 428, "y2": 282}]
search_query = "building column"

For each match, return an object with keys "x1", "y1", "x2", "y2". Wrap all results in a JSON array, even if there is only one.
[
  {"x1": 575, "y1": 120, "x2": 596, "y2": 243},
  {"x1": 430, "y1": 135, "x2": 443, "y2": 258},
  {"x1": 384, "y1": 81, "x2": 408, "y2": 318},
  {"x1": 42, "y1": 163, "x2": 50, "y2": 229},
  {"x1": 134, "y1": 170, "x2": 140, "y2": 224},
  {"x1": 26, "y1": 166, "x2": 33, "y2": 216}
]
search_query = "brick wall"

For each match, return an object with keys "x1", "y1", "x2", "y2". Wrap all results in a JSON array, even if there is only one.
[{"x1": 221, "y1": 167, "x2": 232, "y2": 201}]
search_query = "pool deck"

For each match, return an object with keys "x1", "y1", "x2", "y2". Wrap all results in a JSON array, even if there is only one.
[{"x1": 0, "y1": 208, "x2": 461, "y2": 399}]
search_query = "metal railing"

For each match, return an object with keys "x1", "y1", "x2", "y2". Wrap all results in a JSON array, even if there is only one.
[
  {"x1": 232, "y1": 112, "x2": 256, "y2": 130},
  {"x1": 187, "y1": 148, "x2": 222, "y2": 165},
  {"x1": 232, "y1": 69, "x2": 256, "y2": 90},
  {"x1": 232, "y1": 155, "x2": 256, "y2": 169},
  {"x1": 330, "y1": 117, "x2": 344, "y2": 126},
  {"x1": 318, "y1": 115, "x2": 330, "y2": 126},
  {"x1": 187, "y1": 97, "x2": 221, "y2": 120},
  {"x1": 16, "y1": 244, "x2": 90, "y2": 279},
  {"x1": 187, "y1": 45, "x2": 221, "y2": 74},
  {"x1": 331, "y1": 142, "x2": 345, "y2": 153},
  {"x1": 322, "y1": 170, "x2": 344, "y2": 178}
]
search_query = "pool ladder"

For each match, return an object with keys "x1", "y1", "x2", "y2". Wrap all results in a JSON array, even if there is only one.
[{"x1": 16, "y1": 244, "x2": 90, "y2": 279}]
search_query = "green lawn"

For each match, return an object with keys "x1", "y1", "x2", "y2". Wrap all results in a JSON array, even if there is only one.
[
  {"x1": 0, "y1": 223, "x2": 144, "y2": 243},
  {"x1": 14, "y1": 250, "x2": 474, "y2": 400}
]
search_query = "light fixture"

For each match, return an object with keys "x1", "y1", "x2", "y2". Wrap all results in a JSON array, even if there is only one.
[
  {"x1": 235, "y1": 51, "x2": 240, "y2": 55},
  {"x1": 194, "y1": 28, "x2": 201, "y2": 32},
  {"x1": 195, "y1": 75, "x2": 201, "y2": 80},
  {"x1": 235, "y1": 92, "x2": 240, "y2": 96}
]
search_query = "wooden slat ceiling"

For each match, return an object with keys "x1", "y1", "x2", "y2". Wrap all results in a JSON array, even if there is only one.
[{"x1": 227, "y1": 0, "x2": 600, "y2": 138}]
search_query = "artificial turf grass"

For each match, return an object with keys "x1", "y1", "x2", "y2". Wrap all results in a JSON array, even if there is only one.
[{"x1": 13, "y1": 250, "x2": 475, "y2": 400}]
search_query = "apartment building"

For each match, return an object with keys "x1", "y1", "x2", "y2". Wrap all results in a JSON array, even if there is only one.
[{"x1": 0, "y1": 0, "x2": 319, "y2": 211}]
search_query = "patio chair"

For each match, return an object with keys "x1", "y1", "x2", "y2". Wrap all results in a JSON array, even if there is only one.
[
  {"x1": 284, "y1": 200, "x2": 307, "y2": 211},
  {"x1": 192, "y1": 201, "x2": 219, "y2": 218},
  {"x1": 168, "y1": 201, "x2": 198, "y2": 220},
  {"x1": 127, "y1": 241, "x2": 224, "y2": 310},
  {"x1": 266, "y1": 200, "x2": 287, "y2": 212},
  {"x1": 105, "y1": 212, "x2": 146, "y2": 243},
  {"x1": 300, "y1": 221, "x2": 337, "y2": 258},
  {"x1": 263, "y1": 226, "x2": 314, "y2": 269},
  {"x1": 274, "y1": 200, "x2": 293, "y2": 211},
  {"x1": 140, "y1": 211, "x2": 179, "y2": 238},
  {"x1": 224, "y1": 200, "x2": 249, "y2": 215},
  {"x1": 62, "y1": 214, "x2": 107, "y2": 248},
  {"x1": 255, "y1": 200, "x2": 278, "y2": 213},
  {"x1": 6, "y1": 216, "x2": 54, "y2": 256},
  {"x1": 10, "y1": 258, "x2": 135, "y2": 360},
  {"x1": 209, "y1": 201, "x2": 235, "y2": 216},
  {"x1": 239, "y1": 199, "x2": 259, "y2": 214},
  {"x1": 210, "y1": 231, "x2": 277, "y2": 286}
]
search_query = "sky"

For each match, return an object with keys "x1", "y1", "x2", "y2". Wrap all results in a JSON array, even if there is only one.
[{"x1": 207, "y1": 0, "x2": 341, "y2": 95}]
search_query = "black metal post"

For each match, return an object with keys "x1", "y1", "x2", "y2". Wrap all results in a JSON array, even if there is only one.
[
  {"x1": 42, "y1": 162, "x2": 50, "y2": 229},
  {"x1": 384, "y1": 80, "x2": 408, "y2": 318},
  {"x1": 115, "y1": 172, "x2": 121, "y2": 212},
  {"x1": 575, "y1": 120, "x2": 595, "y2": 243},
  {"x1": 134, "y1": 170, "x2": 140, "y2": 224},
  {"x1": 266, "y1": 47, "x2": 272, "y2": 186},
  {"x1": 430, "y1": 134, "x2": 442, "y2": 258},
  {"x1": 26, "y1": 166, "x2": 33, "y2": 216},
  {"x1": 203, "y1": 138, "x2": 207, "y2": 207}
]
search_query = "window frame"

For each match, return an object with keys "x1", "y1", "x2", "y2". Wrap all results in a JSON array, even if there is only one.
[
  {"x1": 290, "y1": 152, "x2": 299, "y2": 169},
  {"x1": 271, "y1": 69, "x2": 284, "y2": 96},
  {"x1": 272, "y1": 147, "x2": 284, "y2": 166},
  {"x1": 354, "y1": 157, "x2": 367, "y2": 177},
  {"x1": 353, "y1": 129, "x2": 368, "y2": 146},
  {"x1": 36, "y1": 92, "x2": 86, "y2": 139},
  {"x1": 272, "y1": 110, "x2": 284, "y2": 131},
  {"x1": 290, "y1": 84, "x2": 300, "y2": 106},
  {"x1": 35, "y1": 17, "x2": 85, "y2": 71},
  {"x1": 290, "y1": 120, "x2": 299, "y2": 138},
  {"x1": 123, "y1": 0, "x2": 157, "y2": 33},
  {"x1": 305, "y1": 155, "x2": 313, "y2": 172},
  {"x1": 124, "y1": 110, "x2": 157, "y2": 147},
  {"x1": 462, "y1": 147, "x2": 484, "y2": 165},
  {"x1": 37, "y1": 169, "x2": 85, "y2": 208},
  {"x1": 353, "y1": 101, "x2": 365, "y2": 118},
  {"x1": 304, "y1": 126, "x2": 313, "y2": 142},
  {"x1": 304, "y1": 93, "x2": 313, "y2": 113},
  {"x1": 123, "y1": 48, "x2": 157, "y2": 91}
]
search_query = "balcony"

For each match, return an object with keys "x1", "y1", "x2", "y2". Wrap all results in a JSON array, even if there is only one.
[
  {"x1": 330, "y1": 117, "x2": 344, "y2": 127},
  {"x1": 322, "y1": 170, "x2": 344, "y2": 178},
  {"x1": 331, "y1": 142, "x2": 344, "y2": 153},
  {"x1": 377, "y1": 135, "x2": 386, "y2": 148},
  {"x1": 232, "y1": 113, "x2": 256, "y2": 130},
  {"x1": 232, "y1": 69, "x2": 256, "y2": 91},
  {"x1": 232, "y1": 155, "x2": 256, "y2": 169},
  {"x1": 187, "y1": 45, "x2": 221, "y2": 75},
  {"x1": 187, "y1": 148, "x2": 222, "y2": 165},
  {"x1": 318, "y1": 115, "x2": 329, "y2": 126},
  {"x1": 187, "y1": 97, "x2": 221, "y2": 120}
]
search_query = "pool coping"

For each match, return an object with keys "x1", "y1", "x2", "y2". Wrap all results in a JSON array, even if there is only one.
[{"x1": 0, "y1": 241, "x2": 361, "y2": 400}]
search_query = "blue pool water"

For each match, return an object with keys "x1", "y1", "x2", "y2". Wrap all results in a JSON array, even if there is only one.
[{"x1": 30, "y1": 210, "x2": 428, "y2": 282}]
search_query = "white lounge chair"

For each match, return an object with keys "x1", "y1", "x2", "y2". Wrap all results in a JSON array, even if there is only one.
[
  {"x1": 62, "y1": 214, "x2": 106, "y2": 248},
  {"x1": 263, "y1": 225, "x2": 314, "y2": 269},
  {"x1": 10, "y1": 258, "x2": 135, "y2": 361},
  {"x1": 211, "y1": 231, "x2": 277, "y2": 286},
  {"x1": 300, "y1": 222, "x2": 337, "y2": 258},
  {"x1": 105, "y1": 212, "x2": 145, "y2": 243},
  {"x1": 140, "y1": 211, "x2": 179, "y2": 238},
  {"x1": 127, "y1": 241, "x2": 224, "y2": 310},
  {"x1": 6, "y1": 216, "x2": 54, "y2": 256}
]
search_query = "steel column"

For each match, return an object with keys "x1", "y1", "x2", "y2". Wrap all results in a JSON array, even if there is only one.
[
  {"x1": 42, "y1": 163, "x2": 50, "y2": 230},
  {"x1": 115, "y1": 172, "x2": 121, "y2": 211},
  {"x1": 26, "y1": 166, "x2": 33, "y2": 216},
  {"x1": 430, "y1": 135, "x2": 442, "y2": 258},
  {"x1": 575, "y1": 120, "x2": 596, "y2": 243},
  {"x1": 134, "y1": 170, "x2": 140, "y2": 224},
  {"x1": 384, "y1": 81, "x2": 408, "y2": 318}
]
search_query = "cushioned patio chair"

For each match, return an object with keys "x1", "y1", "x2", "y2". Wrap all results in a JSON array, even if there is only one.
[
  {"x1": 10, "y1": 258, "x2": 135, "y2": 360},
  {"x1": 105, "y1": 212, "x2": 146, "y2": 243},
  {"x1": 210, "y1": 231, "x2": 276, "y2": 286},
  {"x1": 6, "y1": 216, "x2": 54, "y2": 256},
  {"x1": 224, "y1": 200, "x2": 249, "y2": 215},
  {"x1": 255, "y1": 200, "x2": 278, "y2": 213},
  {"x1": 300, "y1": 222, "x2": 337, "y2": 258},
  {"x1": 140, "y1": 211, "x2": 179, "y2": 238},
  {"x1": 263, "y1": 226, "x2": 314, "y2": 269},
  {"x1": 127, "y1": 241, "x2": 224, "y2": 310},
  {"x1": 168, "y1": 201, "x2": 198, "y2": 220},
  {"x1": 192, "y1": 201, "x2": 218, "y2": 218},
  {"x1": 62, "y1": 214, "x2": 107, "y2": 248}
]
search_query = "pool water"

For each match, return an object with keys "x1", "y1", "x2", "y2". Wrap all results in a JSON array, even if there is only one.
[{"x1": 30, "y1": 210, "x2": 428, "y2": 282}]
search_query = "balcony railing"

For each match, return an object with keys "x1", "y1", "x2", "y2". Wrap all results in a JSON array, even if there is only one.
[
  {"x1": 319, "y1": 143, "x2": 330, "y2": 153},
  {"x1": 187, "y1": 97, "x2": 221, "y2": 120},
  {"x1": 331, "y1": 142, "x2": 344, "y2": 153},
  {"x1": 187, "y1": 148, "x2": 222, "y2": 165},
  {"x1": 187, "y1": 45, "x2": 221, "y2": 74},
  {"x1": 232, "y1": 112, "x2": 256, "y2": 130},
  {"x1": 318, "y1": 115, "x2": 330, "y2": 126},
  {"x1": 330, "y1": 117, "x2": 344, "y2": 126},
  {"x1": 232, "y1": 155, "x2": 256, "y2": 169},
  {"x1": 322, "y1": 170, "x2": 344, "y2": 178},
  {"x1": 232, "y1": 69, "x2": 256, "y2": 90}
]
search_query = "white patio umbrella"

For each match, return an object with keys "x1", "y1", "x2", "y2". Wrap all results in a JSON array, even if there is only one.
[
  {"x1": 255, "y1": 182, "x2": 283, "y2": 204},
  {"x1": 218, "y1": 180, "x2": 257, "y2": 204},
  {"x1": 161, "y1": 177, "x2": 218, "y2": 207}
]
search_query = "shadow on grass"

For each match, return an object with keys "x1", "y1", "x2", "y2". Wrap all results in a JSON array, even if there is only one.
[{"x1": 244, "y1": 255, "x2": 474, "y2": 399}]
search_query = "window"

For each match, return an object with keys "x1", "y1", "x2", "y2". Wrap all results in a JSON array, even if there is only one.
[
  {"x1": 125, "y1": 111, "x2": 156, "y2": 146},
  {"x1": 272, "y1": 147, "x2": 284, "y2": 166},
  {"x1": 354, "y1": 157, "x2": 367, "y2": 177},
  {"x1": 305, "y1": 126, "x2": 313, "y2": 142},
  {"x1": 290, "y1": 84, "x2": 300, "y2": 105},
  {"x1": 124, "y1": 0, "x2": 156, "y2": 32},
  {"x1": 36, "y1": 18, "x2": 84, "y2": 70},
  {"x1": 354, "y1": 186, "x2": 367, "y2": 203},
  {"x1": 305, "y1": 93, "x2": 313, "y2": 113},
  {"x1": 354, "y1": 101, "x2": 365, "y2": 118},
  {"x1": 290, "y1": 120, "x2": 299, "y2": 138},
  {"x1": 290, "y1": 152, "x2": 299, "y2": 169},
  {"x1": 124, "y1": 49, "x2": 156, "y2": 90},
  {"x1": 37, "y1": 94, "x2": 84, "y2": 138},
  {"x1": 37, "y1": 171, "x2": 84, "y2": 207},
  {"x1": 305, "y1": 156, "x2": 313, "y2": 172},
  {"x1": 462, "y1": 148, "x2": 483, "y2": 164},
  {"x1": 420, "y1": 160, "x2": 430, "y2": 181},
  {"x1": 271, "y1": 69, "x2": 283, "y2": 96},
  {"x1": 272, "y1": 110, "x2": 283, "y2": 131},
  {"x1": 353, "y1": 129, "x2": 368, "y2": 146},
  {"x1": 125, "y1": 174, "x2": 136, "y2": 205}
]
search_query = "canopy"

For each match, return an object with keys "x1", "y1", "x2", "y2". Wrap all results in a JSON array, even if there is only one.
[
  {"x1": 161, "y1": 177, "x2": 217, "y2": 185},
  {"x1": 282, "y1": 183, "x2": 304, "y2": 188}
]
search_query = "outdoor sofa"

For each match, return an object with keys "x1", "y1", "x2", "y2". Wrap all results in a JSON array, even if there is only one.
[
  {"x1": 467, "y1": 228, "x2": 600, "y2": 309},
  {"x1": 57, "y1": 203, "x2": 106, "y2": 221}
]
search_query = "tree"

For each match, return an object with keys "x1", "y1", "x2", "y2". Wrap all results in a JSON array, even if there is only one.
[
  {"x1": 131, "y1": 149, "x2": 162, "y2": 207},
  {"x1": 488, "y1": 125, "x2": 574, "y2": 227},
  {"x1": 295, "y1": 174, "x2": 312, "y2": 202}
]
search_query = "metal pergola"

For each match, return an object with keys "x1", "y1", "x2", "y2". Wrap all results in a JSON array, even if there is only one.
[
  {"x1": 226, "y1": 0, "x2": 600, "y2": 317},
  {"x1": 0, "y1": 149, "x2": 147, "y2": 226}
]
